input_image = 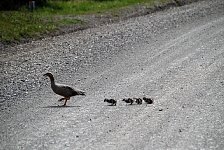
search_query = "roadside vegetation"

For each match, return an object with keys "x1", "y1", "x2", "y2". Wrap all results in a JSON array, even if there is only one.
[{"x1": 0, "y1": 0, "x2": 171, "y2": 44}]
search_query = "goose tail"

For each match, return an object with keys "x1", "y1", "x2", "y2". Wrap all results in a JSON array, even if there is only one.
[{"x1": 78, "y1": 90, "x2": 86, "y2": 96}]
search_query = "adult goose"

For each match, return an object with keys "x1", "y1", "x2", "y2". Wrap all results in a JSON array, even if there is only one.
[{"x1": 43, "y1": 73, "x2": 85, "y2": 106}]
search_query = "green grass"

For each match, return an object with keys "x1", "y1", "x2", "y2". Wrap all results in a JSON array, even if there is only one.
[
  {"x1": 0, "y1": 10, "x2": 82, "y2": 43},
  {"x1": 0, "y1": 0, "x2": 171, "y2": 43},
  {"x1": 0, "y1": 11, "x2": 54, "y2": 42},
  {"x1": 39, "y1": 0, "x2": 170, "y2": 15}
]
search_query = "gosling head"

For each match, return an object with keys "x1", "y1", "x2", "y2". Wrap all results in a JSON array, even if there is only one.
[{"x1": 143, "y1": 97, "x2": 147, "y2": 100}]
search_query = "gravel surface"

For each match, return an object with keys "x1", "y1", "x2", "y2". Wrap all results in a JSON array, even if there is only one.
[{"x1": 1, "y1": 0, "x2": 224, "y2": 149}]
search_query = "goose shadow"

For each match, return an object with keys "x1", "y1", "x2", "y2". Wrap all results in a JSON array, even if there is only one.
[
  {"x1": 107, "y1": 104, "x2": 116, "y2": 106},
  {"x1": 42, "y1": 105, "x2": 81, "y2": 108}
]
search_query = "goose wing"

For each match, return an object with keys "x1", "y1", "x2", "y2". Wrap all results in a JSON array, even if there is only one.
[
  {"x1": 64, "y1": 86, "x2": 85, "y2": 96},
  {"x1": 53, "y1": 83, "x2": 84, "y2": 97}
]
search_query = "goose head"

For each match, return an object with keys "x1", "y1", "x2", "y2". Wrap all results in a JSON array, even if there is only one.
[{"x1": 43, "y1": 72, "x2": 54, "y2": 80}]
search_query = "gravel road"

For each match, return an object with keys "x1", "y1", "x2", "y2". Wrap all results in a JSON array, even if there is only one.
[{"x1": 1, "y1": 0, "x2": 224, "y2": 149}]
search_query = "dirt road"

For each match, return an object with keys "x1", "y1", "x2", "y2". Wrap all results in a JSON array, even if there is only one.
[{"x1": 1, "y1": 0, "x2": 224, "y2": 149}]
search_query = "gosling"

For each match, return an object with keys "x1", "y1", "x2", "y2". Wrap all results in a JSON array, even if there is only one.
[
  {"x1": 43, "y1": 73, "x2": 85, "y2": 106},
  {"x1": 134, "y1": 98, "x2": 143, "y2": 104},
  {"x1": 122, "y1": 98, "x2": 134, "y2": 105},
  {"x1": 104, "y1": 99, "x2": 117, "y2": 106},
  {"x1": 143, "y1": 97, "x2": 153, "y2": 104}
]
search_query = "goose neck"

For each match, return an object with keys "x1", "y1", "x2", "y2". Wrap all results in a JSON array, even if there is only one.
[{"x1": 48, "y1": 76, "x2": 55, "y2": 85}]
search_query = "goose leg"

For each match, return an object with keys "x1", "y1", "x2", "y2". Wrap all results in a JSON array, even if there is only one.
[{"x1": 63, "y1": 97, "x2": 70, "y2": 106}]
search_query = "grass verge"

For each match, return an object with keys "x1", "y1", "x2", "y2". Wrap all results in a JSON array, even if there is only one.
[
  {"x1": 0, "y1": 10, "x2": 82, "y2": 43},
  {"x1": 0, "y1": 0, "x2": 172, "y2": 44}
]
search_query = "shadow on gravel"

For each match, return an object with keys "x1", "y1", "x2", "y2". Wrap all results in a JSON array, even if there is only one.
[
  {"x1": 107, "y1": 105, "x2": 116, "y2": 106},
  {"x1": 42, "y1": 105, "x2": 81, "y2": 108}
]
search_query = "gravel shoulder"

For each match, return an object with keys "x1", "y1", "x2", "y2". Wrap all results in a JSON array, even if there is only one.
[{"x1": 1, "y1": 0, "x2": 224, "y2": 149}]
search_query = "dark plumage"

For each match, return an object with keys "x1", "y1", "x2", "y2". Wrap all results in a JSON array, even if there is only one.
[
  {"x1": 143, "y1": 97, "x2": 153, "y2": 104},
  {"x1": 43, "y1": 73, "x2": 85, "y2": 106},
  {"x1": 122, "y1": 98, "x2": 134, "y2": 105},
  {"x1": 104, "y1": 99, "x2": 117, "y2": 106},
  {"x1": 134, "y1": 98, "x2": 142, "y2": 104}
]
